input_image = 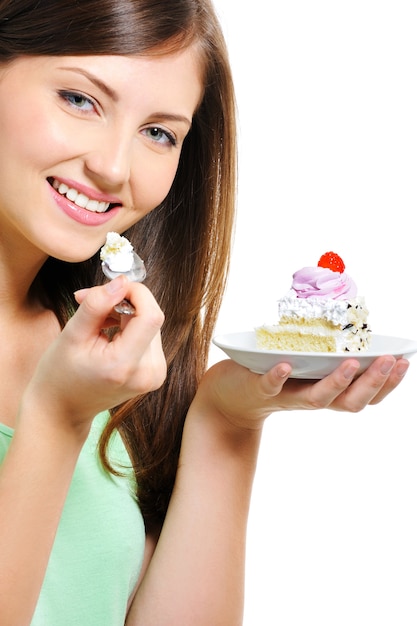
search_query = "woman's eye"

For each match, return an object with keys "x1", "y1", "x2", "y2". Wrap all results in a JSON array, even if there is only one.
[
  {"x1": 59, "y1": 91, "x2": 96, "y2": 113},
  {"x1": 143, "y1": 126, "x2": 176, "y2": 147}
]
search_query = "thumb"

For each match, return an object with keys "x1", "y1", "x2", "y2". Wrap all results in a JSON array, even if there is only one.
[
  {"x1": 257, "y1": 362, "x2": 292, "y2": 397},
  {"x1": 74, "y1": 275, "x2": 127, "y2": 306}
]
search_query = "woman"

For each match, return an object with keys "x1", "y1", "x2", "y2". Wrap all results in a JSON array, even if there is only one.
[{"x1": 0, "y1": 1, "x2": 409, "y2": 624}]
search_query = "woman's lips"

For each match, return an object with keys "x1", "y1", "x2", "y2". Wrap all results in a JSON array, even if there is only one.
[
  {"x1": 48, "y1": 178, "x2": 121, "y2": 226},
  {"x1": 49, "y1": 177, "x2": 122, "y2": 213}
]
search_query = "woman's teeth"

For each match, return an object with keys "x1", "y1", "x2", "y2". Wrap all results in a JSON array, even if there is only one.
[{"x1": 51, "y1": 179, "x2": 110, "y2": 213}]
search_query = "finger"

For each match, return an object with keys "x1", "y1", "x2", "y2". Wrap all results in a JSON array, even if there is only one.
[
  {"x1": 115, "y1": 281, "x2": 165, "y2": 343},
  {"x1": 257, "y1": 362, "x2": 292, "y2": 397},
  {"x1": 70, "y1": 276, "x2": 130, "y2": 341},
  {"x1": 368, "y1": 358, "x2": 410, "y2": 405},
  {"x1": 331, "y1": 355, "x2": 399, "y2": 411},
  {"x1": 73, "y1": 276, "x2": 126, "y2": 305},
  {"x1": 74, "y1": 277, "x2": 163, "y2": 340},
  {"x1": 74, "y1": 288, "x2": 122, "y2": 329},
  {"x1": 292, "y1": 358, "x2": 361, "y2": 410},
  {"x1": 73, "y1": 287, "x2": 90, "y2": 305}
]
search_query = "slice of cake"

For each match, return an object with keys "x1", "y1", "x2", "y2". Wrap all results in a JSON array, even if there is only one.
[{"x1": 255, "y1": 252, "x2": 371, "y2": 353}]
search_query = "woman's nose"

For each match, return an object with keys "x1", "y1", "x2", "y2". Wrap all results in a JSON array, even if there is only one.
[{"x1": 84, "y1": 130, "x2": 133, "y2": 187}]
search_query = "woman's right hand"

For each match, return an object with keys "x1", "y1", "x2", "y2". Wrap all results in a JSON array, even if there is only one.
[
  {"x1": 21, "y1": 275, "x2": 166, "y2": 432},
  {"x1": 1, "y1": 278, "x2": 166, "y2": 626}
]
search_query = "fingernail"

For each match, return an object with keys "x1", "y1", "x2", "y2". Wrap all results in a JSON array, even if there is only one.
[
  {"x1": 73, "y1": 288, "x2": 89, "y2": 297},
  {"x1": 380, "y1": 358, "x2": 395, "y2": 375},
  {"x1": 397, "y1": 360, "x2": 409, "y2": 377},
  {"x1": 105, "y1": 275, "x2": 125, "y2": 294},
  {"x1": 277, "y1": 364, "x2": 292, "y2": 378},
  {"x1": 343, "y1": 363, "x2": 359, "y2": 380}
]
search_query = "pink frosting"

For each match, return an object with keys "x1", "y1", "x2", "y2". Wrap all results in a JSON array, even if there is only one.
[{"x1": 290, "y1": 266, "x2": 357, "y2": 300}]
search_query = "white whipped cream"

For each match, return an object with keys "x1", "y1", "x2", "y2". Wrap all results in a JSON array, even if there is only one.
[
  {"x1": 275, "y1": 294, "x2": 368, "y2": 326},
  {"x1": 100, "y1": 232, "x2": 134, "y2": 272},
  {"x1": 257, "y1": 295, "x2": 370, "y2": 352}
]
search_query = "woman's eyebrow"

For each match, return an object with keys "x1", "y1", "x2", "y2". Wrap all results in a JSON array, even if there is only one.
[
  {"x1": 150, "y1": 112, "x2": 192, "y2": 129},
  {"x1": 58, "y1": 67, "x2": 118, "y2": 101}
]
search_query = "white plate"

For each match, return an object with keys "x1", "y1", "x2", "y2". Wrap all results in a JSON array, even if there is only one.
[{"x1": 212, "y1": 332, "x2": 417, "y2": 379}]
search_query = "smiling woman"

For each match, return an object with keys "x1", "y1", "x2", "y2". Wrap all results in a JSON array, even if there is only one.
[
  {"x1": 0, "y1": 2, "x2": 240, "y2": 624},
  {"x1": 0, "y1": 50, "x2": 202, "y2": 241},
  {"x1": 0, "y1": 1, "x2": 410, "y2": 626}
]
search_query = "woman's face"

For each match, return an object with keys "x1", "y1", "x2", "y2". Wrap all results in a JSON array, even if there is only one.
[{"x1": 0, "y1": 47, "x2": 203, "y2": 263}]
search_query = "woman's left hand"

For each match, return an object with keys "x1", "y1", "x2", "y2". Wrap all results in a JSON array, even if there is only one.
[
  {"x1": 198, "y1": 355, "x2": 409, "y2": 430},
  {"x1": 275, "y1": 354, "x2": 409, "y2": 411}
]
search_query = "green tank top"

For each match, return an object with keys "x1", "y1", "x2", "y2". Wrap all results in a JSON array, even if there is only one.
[{"x1": 0, "y1": 411, "x2": 145, "y2": 626}]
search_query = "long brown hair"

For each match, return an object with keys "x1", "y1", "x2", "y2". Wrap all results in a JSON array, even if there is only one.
[{"x1": 0, "y1": 0, "x2": 237, "y2": 531}]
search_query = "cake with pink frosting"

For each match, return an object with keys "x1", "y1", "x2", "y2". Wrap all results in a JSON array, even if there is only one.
[{"x1": 255, "y1": 252, "x2": 371, "y2": 353}]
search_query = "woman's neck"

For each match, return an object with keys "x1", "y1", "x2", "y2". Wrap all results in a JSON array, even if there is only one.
[
  {"x1": 0, "y1": 245, "x2": 48, "y2": 315},
  {"x1": 0, "y1": 305, "x2": 60, "y2": 429}
]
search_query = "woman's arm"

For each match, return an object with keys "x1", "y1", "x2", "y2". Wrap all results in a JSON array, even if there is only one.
[
  {"x1": 127, "y1": 354, "x2": 408, "y2": 625},
  {"x1": 0, "y1": 277, "x2": 166, "y2": 626},
  {"x1": 127, "y1": 390, "x2": 265, "y2": 626}
]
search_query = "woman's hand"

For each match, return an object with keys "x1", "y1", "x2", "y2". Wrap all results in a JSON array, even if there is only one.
[
  {"x1": 197, "y1": 355, "x2": 409, "y2": 431},
  {"x1": 22, "y1": 275, "x2": 166, "y2": 430},
  {"x1": 282, "y1": 354, "x2": 409, "y2": 411}
]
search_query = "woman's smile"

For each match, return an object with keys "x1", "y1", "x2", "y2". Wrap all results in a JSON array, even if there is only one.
[
  {"x1": 47, "y1": 177, "x2": 122, "y2": 226},
  {"x1": 49, "y1": 177, "x2": 122, "y2": 214}
]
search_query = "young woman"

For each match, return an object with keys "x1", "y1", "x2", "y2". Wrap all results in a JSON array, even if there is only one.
[{"x1": 0, "y1": 1, "x2": 409, "y2": 624}]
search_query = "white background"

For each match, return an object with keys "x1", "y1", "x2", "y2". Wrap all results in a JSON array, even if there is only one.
[{"x1": 210, "y1": 2, "x2": 417, "y2": 624}]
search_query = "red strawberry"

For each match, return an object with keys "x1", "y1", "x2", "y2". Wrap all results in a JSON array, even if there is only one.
[{"x1": 317, "y1": 251, "x2": 345, "y2": 273}]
